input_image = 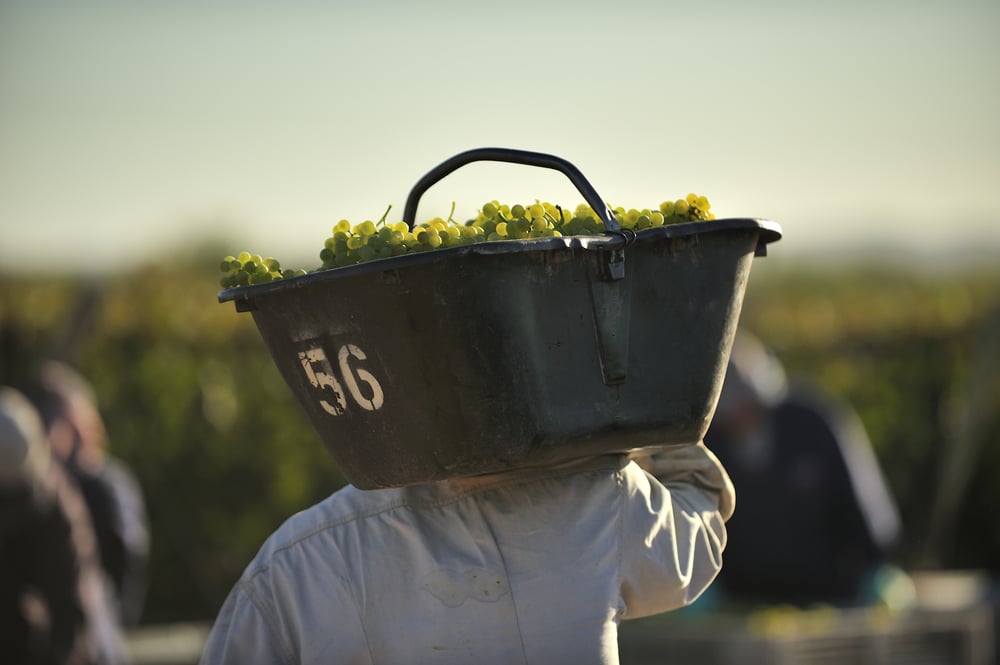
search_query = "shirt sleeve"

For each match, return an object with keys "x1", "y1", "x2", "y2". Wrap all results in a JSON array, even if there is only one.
[
  {"x1": 199, "y1": 581, "x2": 293, "y2": 665},
  {"x1": 199, "y1": 536, "x2": 373, "y2": 665},
  {"x1": 619, "y1": 442, "x2": 735, "y2": 619}
]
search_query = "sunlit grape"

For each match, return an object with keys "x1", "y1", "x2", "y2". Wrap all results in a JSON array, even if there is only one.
[{"x1": 220, "y1": 192, "x2": 718, "y2": 286}]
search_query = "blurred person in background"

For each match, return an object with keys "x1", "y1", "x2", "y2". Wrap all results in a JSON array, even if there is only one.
[
  {"x1": 0, "y1": 386, "x2": 129, "y2": 665},
  {"x1": 26, "y1": 361, "x2": 150, "y2": 627},
  {"x1": 692, "y1": 331, "x2": 907, "y2": 609}
]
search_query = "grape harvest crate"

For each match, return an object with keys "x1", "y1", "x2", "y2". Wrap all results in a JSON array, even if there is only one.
[{"x1": 219, "y1": 148, "x2": 782, "y2": 489}]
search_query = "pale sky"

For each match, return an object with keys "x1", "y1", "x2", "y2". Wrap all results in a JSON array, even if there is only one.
[{"x1": 1, "y1": 0, "x2": 998, "y2": 274}]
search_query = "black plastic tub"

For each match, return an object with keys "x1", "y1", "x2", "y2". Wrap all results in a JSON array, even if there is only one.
[{"x1": 219, "y1": 148, "x2": 782, "y2": 488}]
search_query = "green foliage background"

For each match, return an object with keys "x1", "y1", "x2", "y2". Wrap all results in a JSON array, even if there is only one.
[{"x1": 2, "y1": 249, "x2": 998, "y2": 624}]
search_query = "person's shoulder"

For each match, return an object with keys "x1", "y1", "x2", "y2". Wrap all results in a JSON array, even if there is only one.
[
  {"x1": 240, "y1": 483, "x2": 407, "y2": 576},
  {"x1": 782, "y1": 377, "x2": 865, "y2": 421},
  {"x1": 776, "y1": 379, "x2": 843, "y2": 422},
  {"x1": 294, "y1": 483, "x2": 412, "y2": 530},
  {"x1": 99, "y1": 455, "x2": 140, "y2": 484},
  {"x1": 775, "y1": 379, "x2": 873, "y2": 454}
]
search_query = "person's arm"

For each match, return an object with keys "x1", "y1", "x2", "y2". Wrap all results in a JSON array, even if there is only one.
[
  {"x1": 619, "y1": 442, "x2": 735, "y2": 619},
  {"x1": 199, "y1": 541, "x2": 372, "y2": 665},
  {"x1": 199, "y1": 581, "x2": 293, "y2": 665},
  {"x1": 21, "y1": 490, "x2": 91, "y2": 664}
]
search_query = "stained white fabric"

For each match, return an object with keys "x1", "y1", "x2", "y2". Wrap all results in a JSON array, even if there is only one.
[{"x1": 199, "y1": 443, "x2": 734, "y2": 665}]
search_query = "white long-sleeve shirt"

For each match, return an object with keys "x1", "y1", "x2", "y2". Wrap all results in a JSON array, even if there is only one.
[{"x1": 199, "y1": 442, "x2": 734, "y2": 665}]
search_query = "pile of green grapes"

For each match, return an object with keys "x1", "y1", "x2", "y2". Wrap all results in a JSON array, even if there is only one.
[{"x1": 220, "y1": 194, "x2": 715, "y2": 288}]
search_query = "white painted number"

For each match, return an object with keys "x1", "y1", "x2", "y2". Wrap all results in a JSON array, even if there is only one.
[
  {"x1": 338, "y1": 344, "x2": 385, "y2": 411},
  {"x1": 298, "y1": 347, "x2": 347, "y2": 416},
  {"x1": 298, "y1": 343, "x2": 384, "y2": 416}
]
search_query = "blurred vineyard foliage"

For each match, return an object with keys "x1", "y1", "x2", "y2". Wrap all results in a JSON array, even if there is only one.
[{"x1": 1, "y1": 246, "x2": 999, "y2": 625}]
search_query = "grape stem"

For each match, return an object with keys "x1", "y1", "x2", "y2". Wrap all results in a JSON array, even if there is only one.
[{"x1": 377, "y1": 204, "x2": 392, "y2": 227}]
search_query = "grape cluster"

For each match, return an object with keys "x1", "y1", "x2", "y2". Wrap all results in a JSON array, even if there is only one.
[
  {"x1": 220, "y1": 194, "x2": 715, "y2": 288},
  {"x1": 316, "y1": 204, "x2": 490, "y2": 270},
  {"x1": 617, "y1": 192, "x2": 715, "y2": 230},
  {"x1": 218, "y1": 252, "x2": 307, "y2": 288}
]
